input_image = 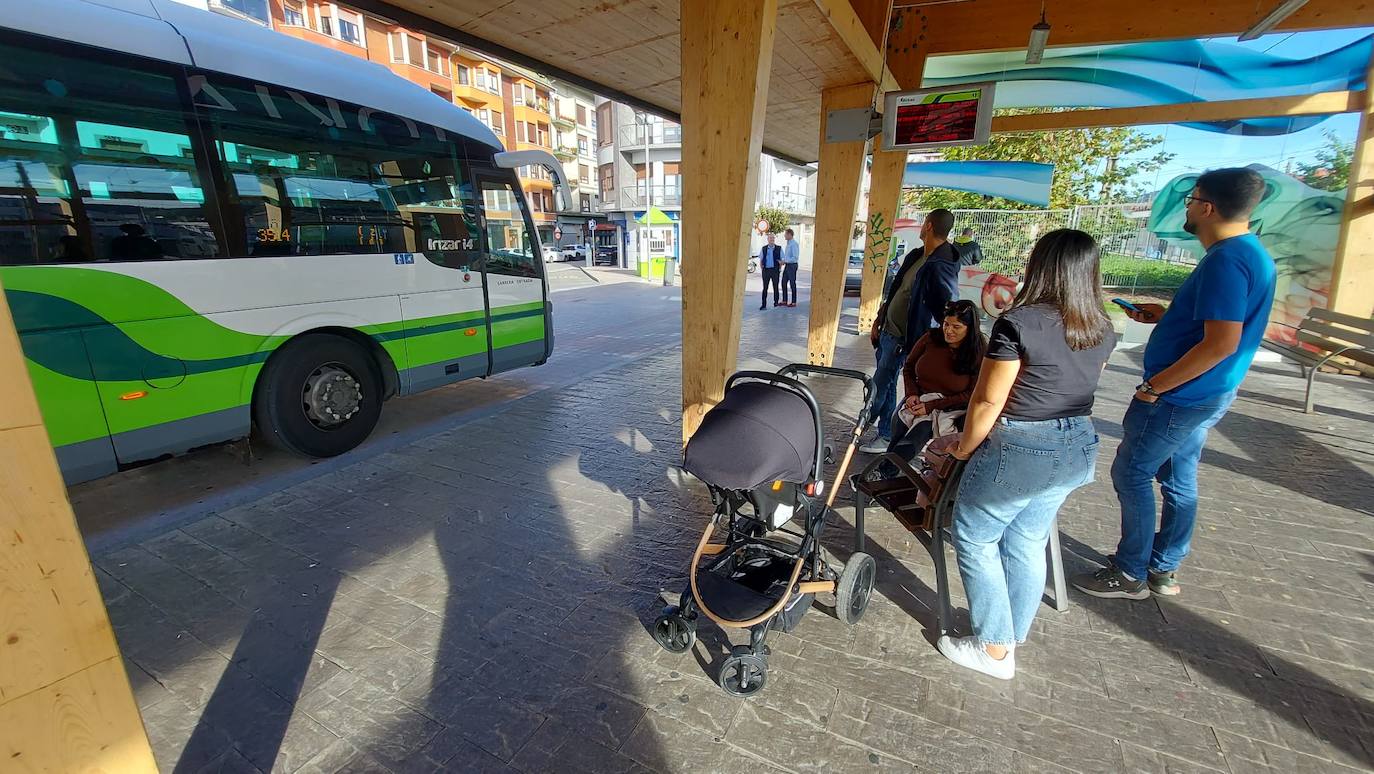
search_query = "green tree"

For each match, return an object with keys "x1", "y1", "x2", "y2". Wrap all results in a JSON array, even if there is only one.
[
  {"x1": 904, "y1": 109, "x2": 1173, "y2": 211},
  {"x1": 753, "y1": 204, "x2": 791, "y2": 235},
  {"x1": 1294, "y1": 130, "x2": 1353, "y2": 192}
]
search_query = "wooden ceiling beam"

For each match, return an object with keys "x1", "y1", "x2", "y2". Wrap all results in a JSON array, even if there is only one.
[
  {"x1": 812, "y1": 0, "x2": 900, "y2": 91},
  {"x1": 990, "y1": 90, "x2": 1365, "y2": 134}
]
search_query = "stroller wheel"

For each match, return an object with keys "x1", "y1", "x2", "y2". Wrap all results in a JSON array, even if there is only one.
[
  {"x1": 718, "y1": 648, "x2": 768, "y2": 697},
  {"x1": 652, "y1": 607, "x2": 697, "y2": 654},
  {"x1": 836, "y1": 552, "x2": 877, "y2": 625}
]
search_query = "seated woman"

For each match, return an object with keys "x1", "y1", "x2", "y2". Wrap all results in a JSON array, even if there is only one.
[
  {"x1": 939, "y1": 229, "x2": 1114, "y2": 680},
  {"x1": 886, "y1": 299, "x2": 985, "y2": 462}
]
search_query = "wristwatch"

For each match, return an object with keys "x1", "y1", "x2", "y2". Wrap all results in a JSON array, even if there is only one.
[{"x1": 1136, "y1": 380, "x2": 1161, "y2": 397}]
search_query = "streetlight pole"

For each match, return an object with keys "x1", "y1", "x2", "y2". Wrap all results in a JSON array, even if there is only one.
[{"x1": 638, "y1": 112, "x2": 654, "y2": 271}]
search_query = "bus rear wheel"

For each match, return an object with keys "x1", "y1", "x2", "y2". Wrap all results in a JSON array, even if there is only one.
[{"x1": 254, "y1": 334, "x2": 382, "y2": 458}]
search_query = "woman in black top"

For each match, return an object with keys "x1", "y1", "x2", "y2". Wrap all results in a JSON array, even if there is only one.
[{"x1": 937, "y1": 229, "x2": 1115, "y2": 680}]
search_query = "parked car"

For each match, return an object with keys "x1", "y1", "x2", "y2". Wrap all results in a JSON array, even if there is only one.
[
  {"x1": 593, "y1": 245, "x2": 619, "y2": 266},
  {"x1": 844, "y1": 249, "x2": 866, "y2": 294},
  {"x1": 561, "y1": 244, "x2": 588, "y2": 261},
  {"x1": 542, "y1": 246, "x2": 562, "y2": 263}
]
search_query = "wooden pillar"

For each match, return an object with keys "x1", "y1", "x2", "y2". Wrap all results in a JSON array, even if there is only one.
[
  {"x1": 0, "y1": 279, "x2": 156, "y2": 770},
  {"x1": 858, "y1": 147, "x2": 906, "y2": 333},
  {"x1": 1329, "y1": 57, "x2": 1374, "y2": 318},
  {"x1": 680, "y1": 0, "x2": 777, "y2": 440},
  {"x1": 807, "y1": 82, "x2": 877, "y2": 366}
]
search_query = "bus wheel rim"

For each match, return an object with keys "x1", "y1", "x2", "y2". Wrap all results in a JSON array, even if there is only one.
[{"x1": 302, "y1": 363, "x2": 362, "y2": 429}]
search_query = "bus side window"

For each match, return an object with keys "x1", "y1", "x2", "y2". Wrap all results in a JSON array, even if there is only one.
[
  {"x1": 0, "y1": 40, "x2": 223, "y2": 264},
  {"x1": 188, "y1": 70, "x2": 484, "y2": 263}
]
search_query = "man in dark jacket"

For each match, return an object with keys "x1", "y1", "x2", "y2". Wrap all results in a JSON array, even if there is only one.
[
  {"x1": 758, "y1": 233, "x2": 783, "y2": 309},
  {"x1": 862, "y1": 208, "x2": 960, "y2": 452},
  {"x1": 953, "y1": 227, "x2": 983, "y2": 265}
]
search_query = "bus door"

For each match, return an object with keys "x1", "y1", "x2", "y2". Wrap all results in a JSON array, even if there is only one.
[
  {"x1": 390, "y1": 172, "x2": 491, "y2": 393},
  {"x1": 474, "y1": 171, "x2": 548, "y2": 374}
]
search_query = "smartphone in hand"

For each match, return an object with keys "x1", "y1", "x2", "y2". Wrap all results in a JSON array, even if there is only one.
[{"x1": 1111, "y1": 298, "x2": 1139, "y2": 313}]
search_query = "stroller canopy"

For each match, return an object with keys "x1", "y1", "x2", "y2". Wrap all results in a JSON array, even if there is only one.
[{"x1": 683, "y1": 381, "x2": 817, "y2": 490}]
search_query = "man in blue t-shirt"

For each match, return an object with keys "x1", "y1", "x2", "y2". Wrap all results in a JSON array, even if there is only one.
[{"x1": 1073, "y1": 167, "x2": 1276, "y2": 601}]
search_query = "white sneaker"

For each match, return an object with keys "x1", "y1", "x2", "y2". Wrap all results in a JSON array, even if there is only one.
[
  {"x1": 858, "y1": 437, "x2": 890, "y2": 454},
  {"x1": 937, "y1": 635, "x2": 1015, "y2": 680}
]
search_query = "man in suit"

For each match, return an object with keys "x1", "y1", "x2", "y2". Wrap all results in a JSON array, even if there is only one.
[
  {"x1": 759, "y1": 232, "x2": 783, "y2": 309},
  {"x1": 862, "y1": 208, "x2": 961, "y2": 452}
]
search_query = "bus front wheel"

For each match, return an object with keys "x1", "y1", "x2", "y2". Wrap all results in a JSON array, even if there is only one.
[{"x1": 254, "y1": 334, "x2": 383, "y2": 458}]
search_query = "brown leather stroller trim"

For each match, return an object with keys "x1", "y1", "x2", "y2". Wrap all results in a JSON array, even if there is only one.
[{"x1": 688, "y1": 520, "x2": 806, "y2": 630}]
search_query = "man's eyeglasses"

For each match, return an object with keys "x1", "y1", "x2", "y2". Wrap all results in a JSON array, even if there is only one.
[{"x1": 1184, "y1": 195, "x2": 1212, "y2": 207}]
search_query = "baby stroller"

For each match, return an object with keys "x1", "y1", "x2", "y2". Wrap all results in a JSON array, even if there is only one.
[{"x1": 653, "y1": 364, "x2": 875, "y2": 696}]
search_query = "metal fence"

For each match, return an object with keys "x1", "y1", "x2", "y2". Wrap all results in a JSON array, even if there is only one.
[{"x1": 901, "y1": 203, "x2": 1199, "y2": 293}]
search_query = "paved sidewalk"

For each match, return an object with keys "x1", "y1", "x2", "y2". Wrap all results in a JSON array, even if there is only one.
[{"x1": 90, "y1": 287, "x2": 1374, "y2": 773}]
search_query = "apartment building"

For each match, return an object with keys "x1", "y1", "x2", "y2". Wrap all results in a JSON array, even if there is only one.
[
  {"x1": 596, "y1": 98, "x2": 819, "y2": 270},
  {"x1": 199, "y1": 0, "x2": 565, "y2": 246},
  {"x1": 595, "y1": 99, "x2": 683, "y2": 268}
]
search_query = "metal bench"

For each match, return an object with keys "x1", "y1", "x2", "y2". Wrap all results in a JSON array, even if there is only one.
[
  {"x1": 1260, "y1": 308, "x2": 1374, "y2": 414},
  {"x1": 851, "y1": 453, "x2": 1069, "y2": 638}
]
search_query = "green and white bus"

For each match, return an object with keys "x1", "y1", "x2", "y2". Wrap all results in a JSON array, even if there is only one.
[{"x1": 0, "y1": 0, "x2": 563, "y2": 483}]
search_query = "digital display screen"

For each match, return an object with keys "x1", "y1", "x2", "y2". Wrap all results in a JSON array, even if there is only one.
[
  {"x1": 893, "y1": 90, "x2": 982, "y2": 145},
  {"x1": 883, "y1": 83, "x2": 995, "y2": 151}
]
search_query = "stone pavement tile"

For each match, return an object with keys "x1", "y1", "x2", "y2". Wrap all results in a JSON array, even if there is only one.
[
  {"x1": 327, "y1": 580, "x2": 428, "y2": 640},
  {"x1": 332, "y1": 752, "x2": 396, "y2": 773},
  {"x1": 1258, "y1": 646, "x2": 1374, "y2": 702},
  {"x1": 540, "y1": 682, "x2": 649, "y2": 751},
  {"x1": 142, "y1": 529, "x2": 279, "y2": 603},
  {"x1": 783, "y1": 643, "x2": 933, "y2": 712},
  {"x1": 384, "y1": 728, "x2": 515, "y2": 774},
  {"x1": 827, "y1": 690, "x2": 1018, "y2": 771},
  {"x1": 138, "y1": 691, "x2": 234, "y2": 772},
  {"x1": 620, "y1": 712, "x2": 788, "y2": 774},
  {"x1": 725, "y1": 702, "x2": 919, "y2": 773},
  {"x1": 1116, "y1": 741, "x2": 1227, "y2": 773},
  {"x1": 1026, "y1": 681, "x2": 1226, "y2": 769},
  {"x1": 99, "y1": 546, "x2": 258, "y2": 649},
  {"x1": 196, "y1": 748, "x2": 263, "y2": 774},
  {"x1": 389, "y1": 611, "x2": 492, "y2": 675},
  {"x1": 585, "y1": 649, "x2": 742, "y2": 738},
  {"x1": 1214, "y1": 729, "x2": 1373, "y2": 774},
  {"x1": 748, "y1": 666, "x2": 840, "y2": 731},
  {"x1": 1012, "y1": 752, "x2": 1082, "y2": 773},
  {"x1": 913, "y1": 683, "x2": 1126, "y2": 774},
  {"x1": 508, "y1": 720, "x2": 651, "y2": 774},
  {"x1": 469, "y1": 651, "x2": 582, "y2": 710},
  {"x1": 190, "y1": 663, "x2": 341, "y2": 773},
  {"x1": 181, "y1": 515, "x2": 317, "y2": 573},
  {"x1": 420, "y1": 673, "x2": 546, "y2": 761},
  {"x1": 314, "y1": 618, "x2": 434, "y2": 694},
  {"x1": 295, "y1": 738, "x2": 365, "y2": 774},
  {"x1": 132, "y1": 632, "x2": 235, "y2": 711}
]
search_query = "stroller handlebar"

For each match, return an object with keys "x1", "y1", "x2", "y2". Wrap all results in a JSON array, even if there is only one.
[{"x1": 775, "y1": 363, "x2": 875, "y2": 435}]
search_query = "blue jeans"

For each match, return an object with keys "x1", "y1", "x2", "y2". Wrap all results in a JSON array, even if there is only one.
[
  {"x1": 953, "y1": 417, "x2": 1099, "y2": 645},
  {"x1": 870, "y1": 331, "x2": 906, "y2": 439},
  {"x1": 1111, "y1": 391, "x2": 1234, "y2": 580}
]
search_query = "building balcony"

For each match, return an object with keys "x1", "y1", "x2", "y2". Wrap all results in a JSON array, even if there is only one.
[
  {"x1": 453, "y1": 83, "x2": 496, "y2": 106},
  {"x1": 553, "y1": 145, "x2": 578, "y2": 161},
  {"x1": 552, "y1": 112, "x2": 576, "y2": 129},
  {"x1": 618, "y1": 124, "x2": 682, "y2": 147},
  {"x1": 764, "y1": 189, "x2": 815, "y2": 216},
  {"x1": 622, "y1": 184, "x2": 682, "y2": 208}
]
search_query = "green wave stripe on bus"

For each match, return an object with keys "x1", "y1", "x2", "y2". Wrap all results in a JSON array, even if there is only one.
[{"x1": 2, "y1": 266, "x2": 279, "y2": 358}]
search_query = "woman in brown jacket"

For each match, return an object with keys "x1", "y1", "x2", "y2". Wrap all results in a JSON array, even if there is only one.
[{"x1": 887, "y1": 299, "x2": 986, "y2": 458}]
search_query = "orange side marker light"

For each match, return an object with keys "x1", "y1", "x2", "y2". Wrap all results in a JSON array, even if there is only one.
[{"x1": 120, "y1": 391, "x2": 148, "y2": 401}]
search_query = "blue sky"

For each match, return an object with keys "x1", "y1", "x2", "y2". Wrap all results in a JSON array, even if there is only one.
[{"x1": 1118, "y1": 28, "x2": 1370, "y2": 193}]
